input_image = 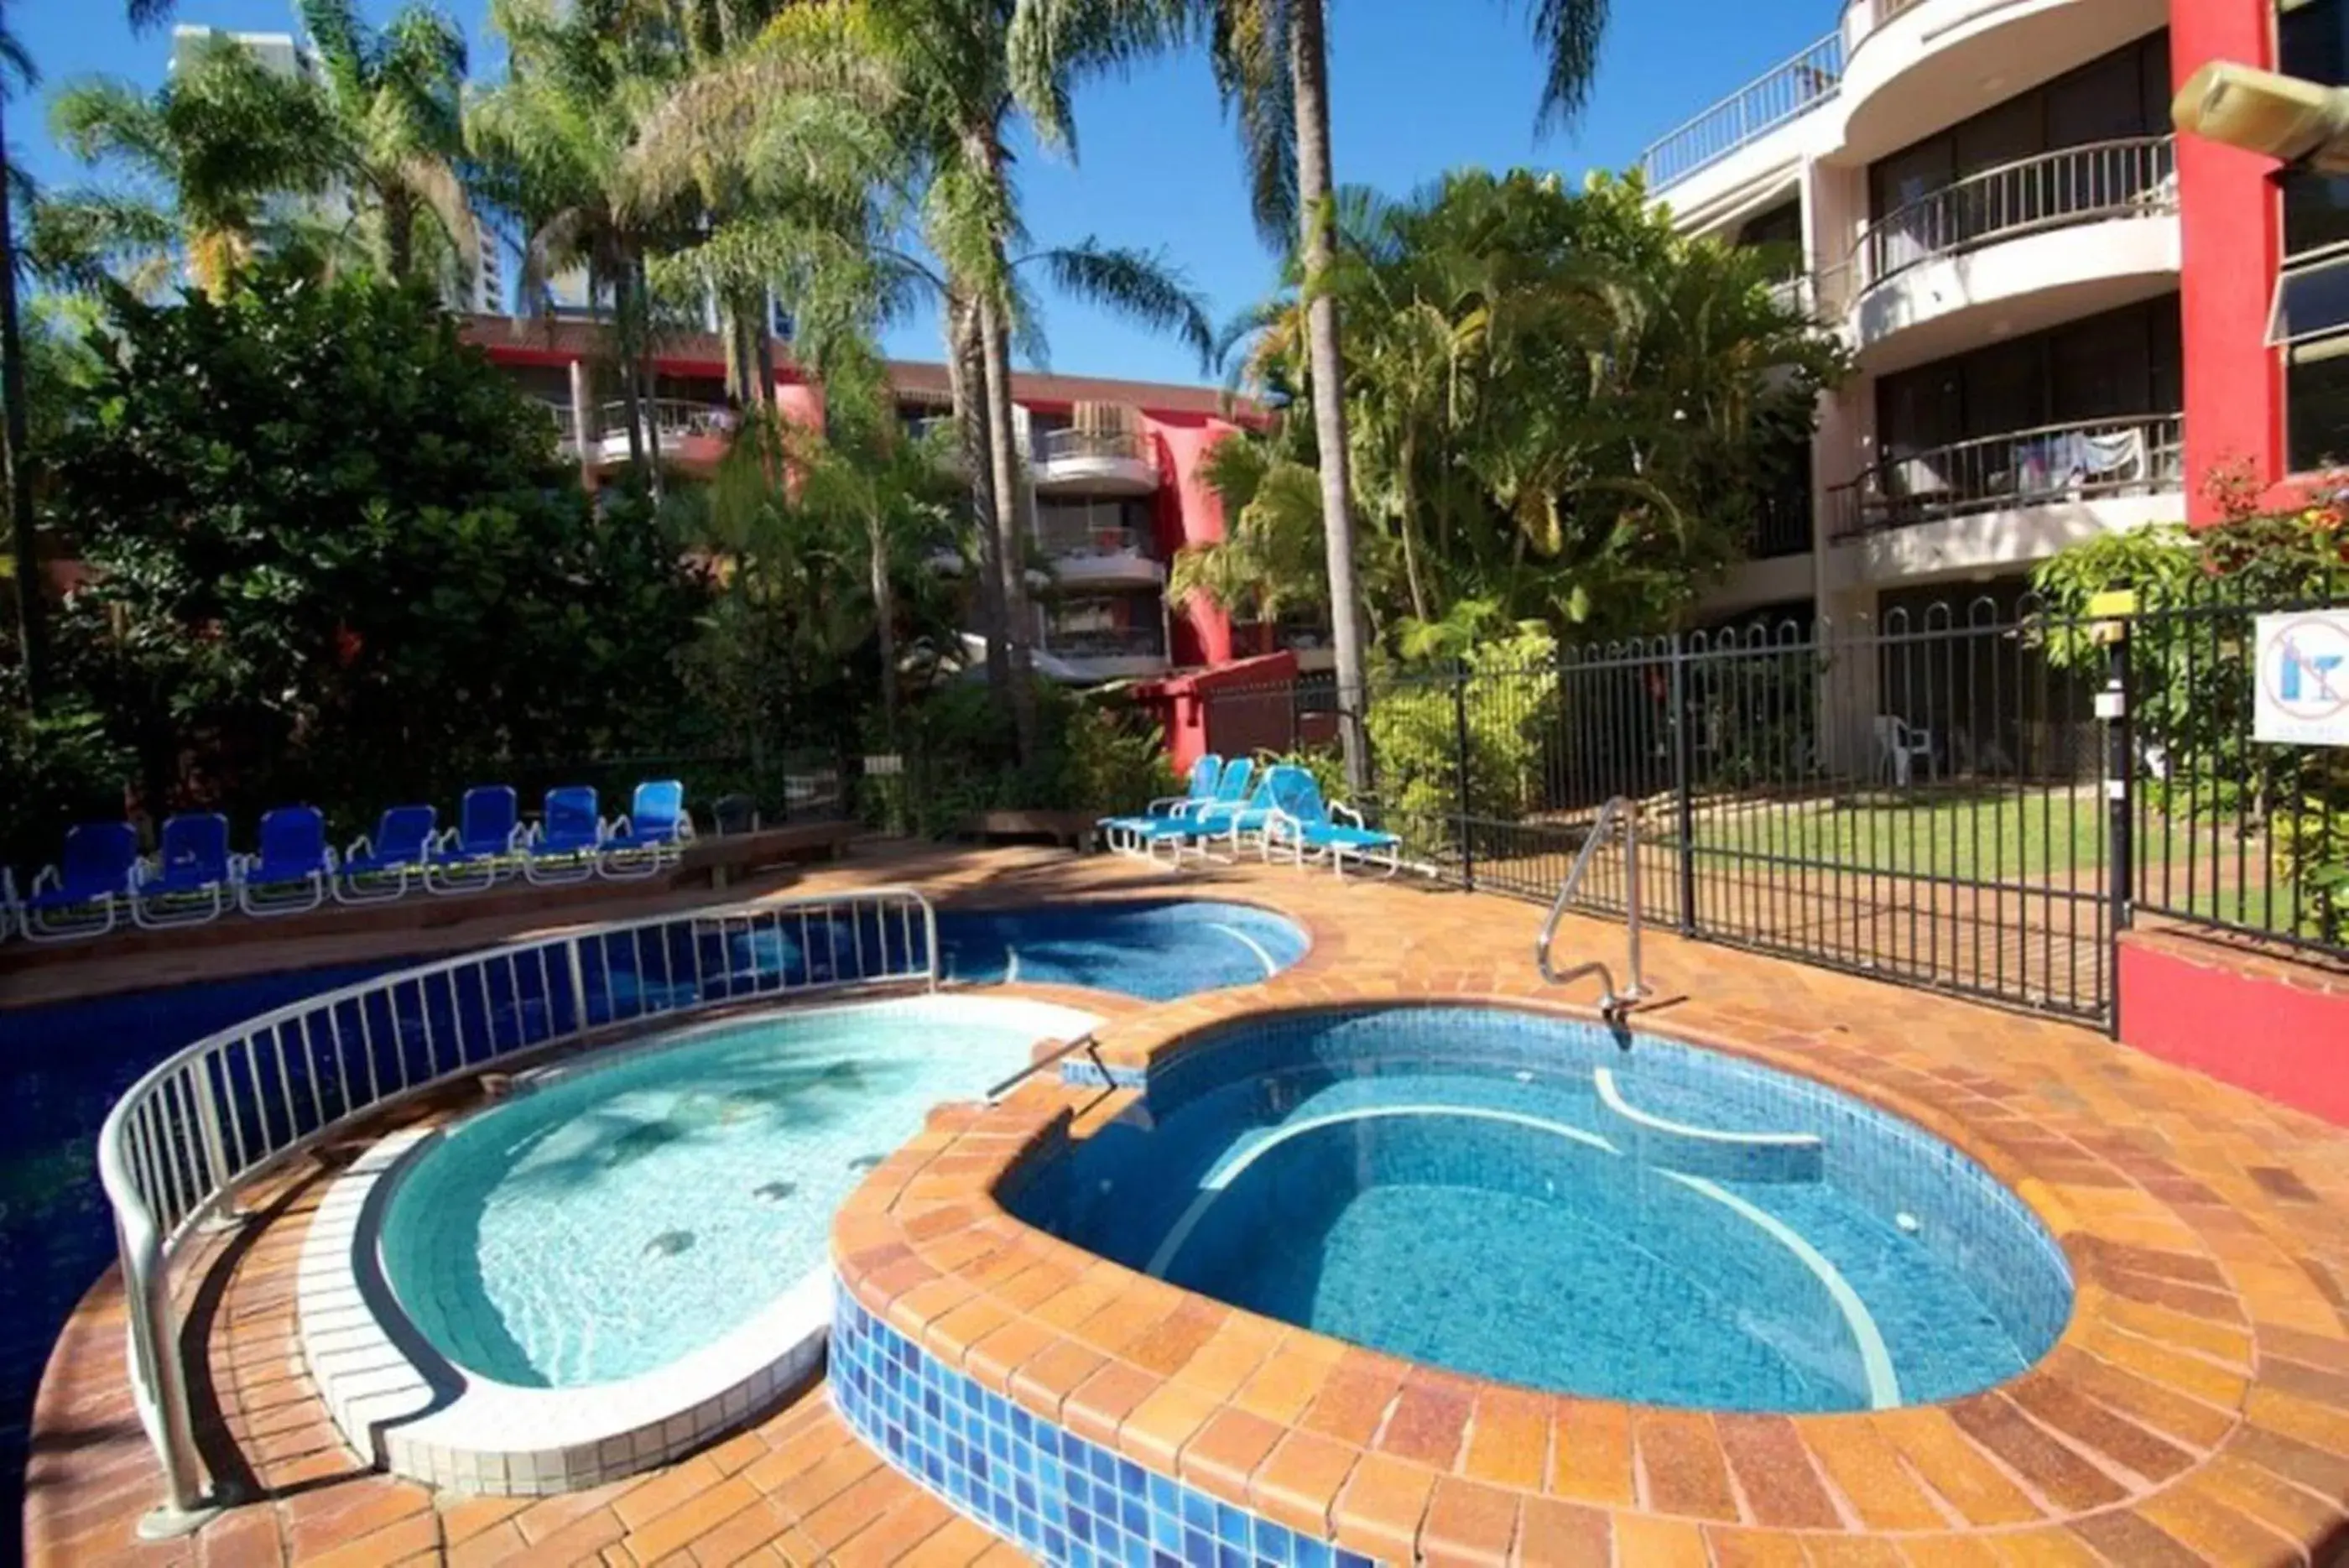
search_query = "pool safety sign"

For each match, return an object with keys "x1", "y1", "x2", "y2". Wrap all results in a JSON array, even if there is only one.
[{"x1": 2255, "y1": 612, "x2": 2349, "y2": 746}]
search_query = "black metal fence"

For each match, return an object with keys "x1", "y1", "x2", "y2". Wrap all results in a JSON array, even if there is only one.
[{"x1": 1202, "y1": 588, "x2": 2349, "y2": 1027}]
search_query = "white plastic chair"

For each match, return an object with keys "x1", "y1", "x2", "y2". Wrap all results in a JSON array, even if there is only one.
[{"x1": 1873, "y1": 716, "x2": 1935, "y2": 787}]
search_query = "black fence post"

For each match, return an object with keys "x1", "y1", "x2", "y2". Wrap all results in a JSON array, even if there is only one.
[
  {"x1": 1670, "y1": 633, "x2": 1698, "y2": 936},
  {"x1": 2101, "y1": 606, "x2": 2134, "y2": 1038},
  {"x1": 1451, "y1": 662, "x2": 1477, "y2": 892}
]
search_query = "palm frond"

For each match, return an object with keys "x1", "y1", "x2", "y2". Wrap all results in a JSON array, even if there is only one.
[
  {"x1": 1527, "y1": 0, "x2": 1612, "y2": 133},
  {"x1": 1037, "y1": 239, "x2": 1215, "y2": 372},
  {"x1": 1206, "y1": 0, "x2": 1294, "y2": 251}
]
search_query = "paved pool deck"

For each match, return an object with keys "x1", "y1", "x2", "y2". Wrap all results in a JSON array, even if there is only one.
[{"x1": 19, "y1": 845, "x2": 2349, "y2": 1566}]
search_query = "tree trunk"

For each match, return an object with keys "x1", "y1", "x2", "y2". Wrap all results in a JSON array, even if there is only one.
[
  {"x1": 868, "y1": 509, "x2": 900, "y2": 745},
  {"x1": 636, "y1": 263, "x2": 664, "y2": 503},
  {"x1": 0, "y1": 117, "x2": 47, "y2": 708},
  {"x1": 612, "y1": 264, "x2": 648, "y2": 472},
  {"x1": 977, "y1": 289, "x2": 1039, "y2": 768},
  {"x1": 945, "y1": 297, "x2": 1012, "y2": 717},
  {"x1": 383, "y1": 185, "x2": 416, "y2": 283},
  {"x1": 1292, "y1": 0, "x2": 1371, "y2": 796}
]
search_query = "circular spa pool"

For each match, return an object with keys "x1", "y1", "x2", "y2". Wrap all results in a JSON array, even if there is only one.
[
  {"x1": 937, "y1": 899, "x2": 1307, "y2": 999},
  {"x1": 1007, "y1": 1007, "x2": 2074, "y2": 1414},
  {"x1": 378, "y1": 995, "x2": 1098, "y2": 1388}
]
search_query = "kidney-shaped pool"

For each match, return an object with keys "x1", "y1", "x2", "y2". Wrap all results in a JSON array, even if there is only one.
[{"x1": 1007, "y1": 1006, "x2": 2075, "y2": 1414}]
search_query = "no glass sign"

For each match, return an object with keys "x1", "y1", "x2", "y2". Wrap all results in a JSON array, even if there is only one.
[{"x1": 2254, "y1": 612, "x2": 2349, "y2": 746}]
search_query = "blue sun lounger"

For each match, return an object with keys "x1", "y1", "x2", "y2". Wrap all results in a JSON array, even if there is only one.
[
  {"x1": 429, "y1": 786, "x2": 523, "y2": 893},
  {"x1": 1261, "y1": 768, "x2": 1403, "y2": 878},
  {"x1": 23, "y1": 822, "x2": 143, "y2": 941},
  {"x1": 338, "y1": 805, "x2": 437, "y2": 904},
  {"x1": 133, "y1": 813, "x2": 233, "y2": 930},
  {"x1": 1099, "y1": 760, "x2": 1268, "y2": 866},
  {"x1": 599, "y1": 780, "x2": 690, "y2": 880},
  {"x1": 238, "y1": 806, "x2": 335, "y2": 916},
  {"x1": 1147, "y1": 754, "x2": 1222, "y2": 818},
  {"x1": 523, "y1": 785, "x2": 605, "y2": 885}
]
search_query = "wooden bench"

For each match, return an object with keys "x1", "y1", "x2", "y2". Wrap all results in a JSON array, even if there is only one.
[
  {"x1": 683, "y1": 820, "x2": 860, "y2": 888},
  {"x1": 962, "y1": 810, "x2": 1097, "y2": 851}
]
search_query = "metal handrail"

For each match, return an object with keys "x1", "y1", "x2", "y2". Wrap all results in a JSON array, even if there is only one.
[
  {"x1": 1536, "y1": 798, "x2": 1648, "y2": 1020},
  {"x1": 985, "y1": 1031, "x2": 1106, "y2": 1103},
  {"x1": 97, "y1": 886, "x2": 939, "y2": 1538},
  {"x1": 1637, "y1": 32, "x2": 1844, "y2": 190},
  {"x1": 1852, "y1": 136, "x2": 2176, "y2": 291},
  {"x1": 1827, "y1": 412, "x2": 2185, "y2": 539}
]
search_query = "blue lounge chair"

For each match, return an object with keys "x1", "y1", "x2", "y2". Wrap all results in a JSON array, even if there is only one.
[
  {"x1": 1146, "y1": 754, "x2": 1222, "y2": 818},
  {"x1": 133, "y1": 813, "x2": 233, "y2": 929},
  {"x1": 23, "y1": 822, "x2": 142, "y2": 941},
  {"x1": 523, "y1": 785, "x2": 604, "y2": 885},
  {"x1": 238, "y1": 807, "x2": 335, "y2": 917},
  {"x1": 428, "y1": 786, "x2": 523, "y2": 893},
  {"x1": 1099, "y1": 763, "x2": 1271, "y2": 867},
  {"x1": 1, "y1": 868, "x2": 14, "y2": 942},
  {"x1": 337, "y1": 805, "x2": 437, "y2": 904},
  {"x1": 598, "y1": 780, "x2": 691, "y2": 880},
  {"x1": 1261, "y1": 767, "x2": 1403, "y2": 878}
]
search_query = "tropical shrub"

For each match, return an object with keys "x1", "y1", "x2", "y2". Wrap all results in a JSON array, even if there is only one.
[
  {"x1": 33, "y1": 262, "x2": 710, "y2": 834},
  {"x1": 1367, "y1": 628, "x2": 1561, "y2": 833},
  {"x1": 2032, "y1": 467, "x2": 2349, "y2": 941}
]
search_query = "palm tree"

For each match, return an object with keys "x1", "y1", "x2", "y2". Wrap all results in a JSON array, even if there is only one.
[
  {"x1": 637, "y1": 0, "x2": 1213, "y2": 763},
  {"x1": 1012, "y1": 0, "x2": 1611, "y2": 791},
  {"x1": 45, "y1": 33, "x2": 349, "y2": 297},
  {"x1": 1, "y1": 13, "x2": 44, "y2": 701},
  {"x1": 297, "y1": 0, "x2": 477, "y2": 289}
]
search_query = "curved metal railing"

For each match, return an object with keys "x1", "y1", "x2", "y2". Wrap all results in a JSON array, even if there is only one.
[
  {"x1": 98, "y1": 886, "x2": 938, "y2": 1535},
  {"x1": 1537, "y1": 798, "x2": 1648, "y2": 1019},
  {"x1": 1853, "y1": 136, "x2": 2177, "y2": 292},
  {"x1": 1826, "y1": 413, "x2": 2185, "y2": 540},
  {"x1": 592, "y1": 399, "x2": 737, "y2": 445},
  {"x1": 1637, "y1": 32, "x2": 1844, "y2": 191}
]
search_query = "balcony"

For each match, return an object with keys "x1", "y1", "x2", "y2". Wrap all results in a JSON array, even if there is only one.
[
  {"x1": 1639, "y1": 33, "x2": 1844, "y2": 193},
  {"x1": 540, "y1": 398, "x2": 581, "y2": 456},
  {"x1": 1841, "y1": 138, "x2": 2178, "y2": 366},
  {"x1": 1036, "y1": 626, "x2": 1170, "y2": 684},
  {"x1": 1038, "y1": 519, "x2": 1164, "y2": 590},
  {"x1": 1033, "y1": 428, "x2": 1159, "y2": 496},
  {"x1": 590, "y1": 399, "x2": 737, "y2": 468},
  {"x1": 1828, "y1": 411, "x2": 2182, "y2": 578},
  {"x1": 1838, "y1": 0, "x2": 2169, "y2": 166}
]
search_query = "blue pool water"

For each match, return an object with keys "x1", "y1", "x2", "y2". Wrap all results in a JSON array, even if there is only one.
[
  {"x1": 380, "y1": 995, "x2": 1097, "y2": 1388},
  {"x1": 937, "y1": 901, "x2": 1305, "y2": 1000},
  {"x1": 1012, "y1": 1007, "x2": 2073, "y2": 1414}
]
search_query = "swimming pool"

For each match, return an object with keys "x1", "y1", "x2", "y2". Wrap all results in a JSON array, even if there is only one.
[
  {"x1": 936, "y1": 900, "x2": 1306, "y2": 999},
  {"x1": 1008, "y1": 1006, "x2": 2073, "y2": 1414},
  {"x1": 378, "y1": 994, "x2": 1098, "y2": 1390}
]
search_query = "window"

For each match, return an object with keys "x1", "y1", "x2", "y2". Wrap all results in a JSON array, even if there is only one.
[
  {"x1": 1873, "y1": 296, "x2": 2180, "y2": 454},
  {"x1": 2281, "y1": 0, "x2": 2349, "y2": 467}
]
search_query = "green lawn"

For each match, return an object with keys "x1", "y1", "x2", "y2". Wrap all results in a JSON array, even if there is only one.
[{"x1": 1688, "y1": 789, "x2": 2119, "y2": 883}]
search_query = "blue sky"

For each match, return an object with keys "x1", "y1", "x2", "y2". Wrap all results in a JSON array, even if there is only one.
[{"x1": 7, "y1": 0, "x2": 1831, "y2": 385}]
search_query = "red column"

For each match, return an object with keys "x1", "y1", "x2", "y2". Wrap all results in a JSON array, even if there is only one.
[
  {"x1": 1150, "y1": 414, "x2": 1239, "y2": 667},
  {"x1": 2175, "y1": 0, "x2": 2284, "y2": 520}
]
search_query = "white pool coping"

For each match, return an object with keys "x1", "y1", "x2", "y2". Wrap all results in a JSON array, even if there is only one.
[{"x1": 296, "y1": 994, "x2": 1101, "y2": 1496}]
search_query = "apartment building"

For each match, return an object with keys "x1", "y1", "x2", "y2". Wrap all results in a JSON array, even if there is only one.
[
  {"x1": 461, "y1": 315, "x2": 1259, "y2": 685},
  {"x1": 1638, "y1": 0, "x2": 2330, "y2": 632}
]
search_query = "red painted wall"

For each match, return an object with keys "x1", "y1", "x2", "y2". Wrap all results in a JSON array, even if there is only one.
[
  {"x1": 2119, "y1": 935, "x2": 2349, "y2": 1128},
  {"x1": 1143, "y1": 414, "x2": 1242, "y2": 668},
  {"x1": 2175, "y1": 0, "x2": 2284, "y2": 520}
]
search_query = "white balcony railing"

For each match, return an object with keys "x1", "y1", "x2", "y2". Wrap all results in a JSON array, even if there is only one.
[
  {"x1": 1038, "y1": 521, "x2": 1154, "y2": 561},
  {"x1": 593, "y1": 399, "x2": 737, "y2": 451},
  {"x1": 1828, "y1": 413, "x2": 2184, "y2": 539},
  {"x1": 1038, "y1": 429, "x2": 1150, "y2": 468},
  {"x1": 1638, "y1": 32, "x2": 1845, "y2": 191},
  {"x1": 1853, "y1": 137, "x2": 2177, "y2": 292},
  {"x1": 1044, "y1": 627, "x2": 1167, "y2": 661}
]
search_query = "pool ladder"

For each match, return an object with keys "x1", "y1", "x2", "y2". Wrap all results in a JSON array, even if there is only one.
[{"x1": 1536, "y1": 796, "x2": 1649, "y2": 1022}]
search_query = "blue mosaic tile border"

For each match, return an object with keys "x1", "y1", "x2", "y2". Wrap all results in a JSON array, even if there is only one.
[{"x1": 831, "y1": 1279, "x2": 1379, "y2": 1568}]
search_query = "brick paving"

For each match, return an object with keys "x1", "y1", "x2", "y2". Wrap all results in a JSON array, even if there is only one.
[{"x1": 20, "y1": 845, "x2": 2349, "y2": 1565}]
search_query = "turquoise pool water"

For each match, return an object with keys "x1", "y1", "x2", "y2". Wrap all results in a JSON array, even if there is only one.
[
  {"x1": 1013, "y1": 1007, "x2": 2074, "y2": 1414},
  {"x1": 378, "y1": 995, "x2": 1096, "y2": 1388},
  {"x1": 938, "y1": 901, "x2": 1307, "y2": 999}
]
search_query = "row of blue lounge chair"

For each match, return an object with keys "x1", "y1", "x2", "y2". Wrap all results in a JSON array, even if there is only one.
[
  {"x1": 1097, "y1": 754, "x2": 1403, "y2": 878},
  {"x1": 4, "y1": 781, "x2": 696, "y2": 944}
]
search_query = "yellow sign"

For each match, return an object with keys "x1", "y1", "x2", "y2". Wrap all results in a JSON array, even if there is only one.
[{"x1": 2086, "y1": 590, "x2": 2138, "y2": 618}]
